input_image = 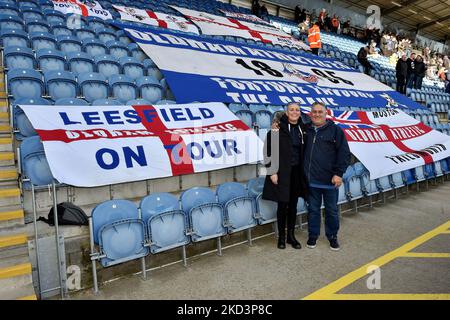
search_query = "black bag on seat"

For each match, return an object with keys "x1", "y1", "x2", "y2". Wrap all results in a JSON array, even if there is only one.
[{"x1": 38, "y1": 202, "x2": 88, "y2": 226}]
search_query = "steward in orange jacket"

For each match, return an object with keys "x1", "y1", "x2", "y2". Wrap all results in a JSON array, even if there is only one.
[{"x1": 308, "y1": 22, "x2": 321, "y2": 55}]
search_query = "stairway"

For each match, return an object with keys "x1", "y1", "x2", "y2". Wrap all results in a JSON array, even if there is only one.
[{"x1": 0, "y1": 69, "x2": 37, "y2": 300}]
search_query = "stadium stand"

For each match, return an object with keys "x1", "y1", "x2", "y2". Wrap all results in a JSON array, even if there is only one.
[{"x1": 0, "y1": 0, "x2": 448, "y2": 300}]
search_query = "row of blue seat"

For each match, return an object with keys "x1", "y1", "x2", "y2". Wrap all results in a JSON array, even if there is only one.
[{"x1": 7, "y1": 68, "x2": 166, "y2": 103}]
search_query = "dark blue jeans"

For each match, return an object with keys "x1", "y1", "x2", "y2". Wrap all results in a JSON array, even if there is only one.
[{"x1": 307, "y1": 187, "x2": 340, "y2": 240}]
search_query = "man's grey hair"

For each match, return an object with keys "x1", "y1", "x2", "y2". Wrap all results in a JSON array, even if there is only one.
[
  {"x1": 272, "y1": 111, "x2": 284, "y2": 123},
  {"x1": 311, "y1": 101, "x2": 327, "y2": 110}
]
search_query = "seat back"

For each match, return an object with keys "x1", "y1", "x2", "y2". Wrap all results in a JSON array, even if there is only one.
[
  {"x1": 109, "y1": 74, "x2": 137, "y2": 103},
  {"x1": 20, "y1": 136, "x2": 54, "y2": 186},
  {"x1": 95, "y1": 55, "x2": 121, "y2": 78},
  {"x1": 8, "y1": 68, "x2": 43, "y2": 100},
  {"x1": 4, "y1": 46, "x2": 35, "y2": 69},
  {"x1": 246, "y1": 177, "x2": 265, "y2": 198},
  {"x1": 78, "y1": 72, "x2": 108, "y2": 102},
  {"x1": 45, "y1": 70, "x2": 77, "y2": 101},
  {"x1": 36, "y1": 48, "x2": 66, "y2": 72},
  {"x1": 140, "y1": 193, "x2": 180, "y2": 223},
  {"x1": 120, "y1": 56, "x2": 144, "y2": 80},
  {"x1": 136, "y1": 76, "x2": 163, "y2": 104}
]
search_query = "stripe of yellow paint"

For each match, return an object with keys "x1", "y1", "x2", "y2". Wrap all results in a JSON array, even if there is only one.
[
  {"x1": 0, "y1": 188, "x2": 20, "y2": 198},
  {"x1": 0, "y1": 233, "x2": 27, "y2": 248},
  {"x1": 302, "y1": 220, "x2": 450, "y2": 300},
  {"x1": 326, "y1": 294, "x2": 450, "y2": 300},
  {"x1": 0, "y1": 152, "x2": 14, "y2": 161},
  {"x1": 0, "y1": 263, "x2": 31, "y2": 279},
  {"x1": 401, "y1": 252, "x2": 450, "y2": 258},
  {"x1": 17, "y1": 295, "x2": 37, "y2": 300},
  {"x1": 440, "y1": 231, "x2": 450, "y2": 234}
]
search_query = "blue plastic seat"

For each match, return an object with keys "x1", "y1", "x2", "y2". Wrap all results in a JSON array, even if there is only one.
[
  {"x1": 109, "y1": 74, "x2": 137, "y2": 103},
  {"x1": 434, "y1": 161, "x2": 443, "y2": 177},
  {"x1": 146, "y1": 64, "x2": 163, "y2": 81},
  {"x1": 82, "y1": 37, "x2": 107, "y2": 56},
  {"x1": 44, "y1": 9, "x2": 66, "y2": 23},
  {"x1": 0, "y1": 3, "x2": 19, "y2": 16},
  {"x1": 48, "y1": 21, "x2": 71, "y2": 36},
  {"x1": 217, "y1": 182, "x2": 256, "y2": 233},
  {"x1": 22, "y1": 8, "x2": 43, "y2": 21},
  {"x1": 116, "y1": 30, "x2": 131, "y2": 45},
  {"x1": 77, "y1": 72, "x2": 108, "y2": 102},
  {"x1": 140, "y1": 193, "x2": 189, "y2": 254},
  {"x1": 180, "y1": 187, "x2": 226, "y2": 242},
  {"x1": 127, "y1": 43, "x2": 146, "y2": 62},
  {"x1": 86, "y1": 16, "x2": 107, "y2": 31},
  {"x1": 54, "y1": 97, "x2": 89, "y2": 106},
  {"x1": 424, "y1": 163, "x2": 435, "y2": 179},
  {"x1": 246, "y1": 177, "x2": 277, "y2": 224},
  {"x1": 73, "y1": 27, "x2": 95, "y2": 40},
  {"x1": 92, "y1": 98, "x2": 122, "y2": 106},
  {"x1": 30, "y1": 31, "x2": 56, "y2": 50},
  {"x1": 136, "y1": 76, "x2": 163, "y2": 104},
  {"x1": 156, "y1": 99, "x2": 176, "y2": 105},
  {"x1": 67, "y1": 51, "x2": 95, "y2": 74},
  {"x1": 45, "y1": 70, "x2": 77, "y2": 101},
  {"x1": 0, "y1": 14, "x2": 24, "y2": 30},
  {"x1": 20, "y1": 136, "x2": 54, "y2": 186},
  {"x1": 390, "y1": 172, "x2": 405, "y2": 189},
  {"x1": 0, "y1": 29, "x2": 29, "y2": 47},
  {"x1": 36, "y1": 48, "x2": 66, "y2": 72},
  {"x1": 119, "y1": 56, "x2": 144, "y2": 80},
  {"x1": 13, "y1": 97, "x2": 50, "y2": 140},
  {"x1": 25, "y1": 18, "x2": 49, "y2": 33},
  {"x1": 106, "y1": 40, "x2": 129, "y2": 60},
  {"x1": 56, "y1": 35, "x2": 82, "y2": 54},
  {"x1": 228, "y1": 103, "x2": 248, "y2": 113},
  {"x1": 8, "y1": 68, "x2": 43, "y2": 100},
  {"x1": 96, "y1": 28, "x2": 116, "y2": 43},
  {"x1": 91, "y1": 200, "x2": 148, "y2": 267},
  {"x1": 4, "y1": 46, "x2": 35, "y2": 70},
  {"x1": 126, "y1": 98, "x2": 151, "y2": 105},
  {"x1": 94, "y1": 54, "x2": 121, "y2": 78},
  {"x1": 248, "y1": 104, "x2": 266, "y2": 113},
  {"x1": 235, "y1": 110, "x2": 253, "y2": 128}
]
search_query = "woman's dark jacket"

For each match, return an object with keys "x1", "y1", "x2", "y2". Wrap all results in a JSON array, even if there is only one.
[
  {"x1": 414, "y1": 61, "x2": 426, "y2": 78},
  {"x1": 262, "y1": 114, "x2": 309, "y2": 203}
]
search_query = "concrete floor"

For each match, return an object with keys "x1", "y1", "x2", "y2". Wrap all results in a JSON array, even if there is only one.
[{"x1": 69, "y1": 182, "x2": 450, "y2": 300}]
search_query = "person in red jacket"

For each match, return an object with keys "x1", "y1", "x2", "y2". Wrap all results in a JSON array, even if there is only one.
[{"x1": 308, "y1": 22, "x2": 322, "y2": 55}]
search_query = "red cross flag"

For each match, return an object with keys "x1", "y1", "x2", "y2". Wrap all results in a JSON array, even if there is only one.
[{"x1": 52, "y1": 0, "x2": 112, "y2": 20}]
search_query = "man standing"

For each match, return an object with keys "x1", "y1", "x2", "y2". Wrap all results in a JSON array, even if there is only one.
[
  {"x1": 308, "y1": 22, "x2": 321, "y2": 55},
  {"x1": 304, "y1": 102, "x2": 351, "y2": 251},
  {"x1": 357, "y1": 45, "x2": 372, "y2": 75},
  {"x1": 406, "y1": 52, "x2": 416, "y2": 88},
  {"x1": 396, "y1": 54, "x2": 408, "y2": 94}
]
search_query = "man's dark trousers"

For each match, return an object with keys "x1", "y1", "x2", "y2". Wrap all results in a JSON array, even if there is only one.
[{"x1": 307, "y1": 186, "x2": 339, "y2": 240}]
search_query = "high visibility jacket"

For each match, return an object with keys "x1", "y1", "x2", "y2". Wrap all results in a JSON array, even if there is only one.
[{"x1": 308, "y1": 25, "x2": 321, "y2": 49}]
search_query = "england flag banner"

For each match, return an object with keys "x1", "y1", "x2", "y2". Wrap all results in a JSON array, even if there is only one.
[
  {"x1": 171, "y1": 6, "x2": 310, "y2": 51},
  {"x1": 113, "y1": 5, "x2": 199, "y2": 35},
  {"x1": 322, "y1": 108, "x2": 450, "y2": 179},
  {"x1": 117, "y1": 23, "x2": 426, "y2": 110},
  {"x1": 219, "y1": 10, "x2": 272, "y2": 26},
  {"x1": 52, "y1": 0, "x2": 112, "y2": 20},
  {"x1": 19, "y1": 103, "x2": 263, "y2": 187}
]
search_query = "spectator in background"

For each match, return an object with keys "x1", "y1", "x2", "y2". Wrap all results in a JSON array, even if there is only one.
[
  {"x1": 396, "y1": 54, "x2": 408, "y2": 94},
  {"x1": 357, "y1": 45, "x2": 372, "y2": 75},
  {"x1": 294, "y1": 5, "x2": 301, "y2": 23},
  {"x1": 251, "y1": 0, "x2": 260, "y2": 17},
  {"x1": 298, "y1": 15, "x2": 310, "y2": 34},
  {"x1": 308, "y1": 21, "x2": 322, "y2": 55},
  {"x1": 413, "y1": 55, "x2": 426, "y2": 89},
  {"x1": 325, "y1": 13, "x2": 332, "y2": 32},
  {"x1": 331, "y1": 15, "x2": 339, "y2": 33},
  {"x1": 342, "y1": 18, "x2": 350, "y2": 35},
  {"x1": 260, "y1": 5, "x2": 269, "y2": 21},
  {"x1": 406, "y1": 52, "x2": 416, "y2": 88},
  {"x1": 299, "y1": 9, "x2": 307, "y2": 24},
  {"x1": 442, "y1": 55, "x2": 450, "y2": 70}
]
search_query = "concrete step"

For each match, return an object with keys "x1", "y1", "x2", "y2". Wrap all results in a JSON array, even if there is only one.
[
  {"x1": 0, "y1": 262, "x2": 33, "y2": 299},
  {"x1": 0, "y1": 152, "x2": 15, "y2": 166},
  {"x1": 0, "y1": 207, "x2": 24, "y2": 229},
  {"x1": 0, "y1": 188, "x2": 21, "y2": 207},
  {"x1": 0, "y1": 167, "x2": 17, "y2": 182},
  {"x1": 0, "y1": 233, "x2": 28, "y2": 250},
  {"x1": 0, "y1": 111, "x2": 8, "y2": 123},
  {"x1": 0, "y1": 137, "x2": 12, "y2": 152},
  {"x1": 1, "y1": 286, "x2": 36, "y2": 300}
]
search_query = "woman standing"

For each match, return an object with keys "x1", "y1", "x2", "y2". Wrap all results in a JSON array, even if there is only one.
[{"x1": 262, "y1": 103, "x2": 309, "y2": 249}]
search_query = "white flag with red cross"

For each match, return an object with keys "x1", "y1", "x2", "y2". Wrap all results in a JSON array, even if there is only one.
[
  {"x1": 113, "y1": 5, "x2": 199, "y2": 35},
  {"x1": 171, "y1": 6, "x2": 310, "y2": 51},
  {"x1": 52, "y1": 0, "x2": 112, "y2": 20},
  {"x1": 19, "y1": 103, "x2": 263, "y2": 187}
]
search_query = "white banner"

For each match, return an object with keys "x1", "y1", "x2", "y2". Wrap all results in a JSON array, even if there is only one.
[
  {"x1": 52, "y1": 0, "x2": 112, "y2": 20},
  {"x1": 113, "y1": 5, "x2": 199, "y2": 34},
  {"x1": 219, "y1": 10, "x2": 272, "y2": 26},
  {"x1": 323, "y1": 108, "x2": 450, "y2": 179},
  {"x1": 20, "y1": 103, "x2": 263, "y2": 187},
  {"x1": 171, "y1": 6, "x2": 310, "y2": 51}
]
